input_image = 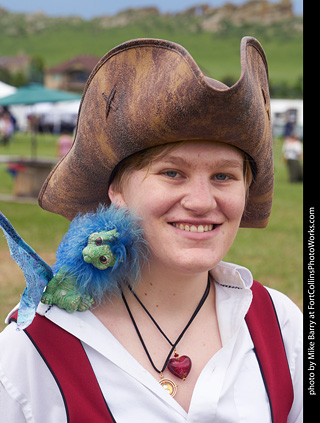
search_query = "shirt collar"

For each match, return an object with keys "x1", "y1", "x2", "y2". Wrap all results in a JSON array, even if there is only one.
[{"x1": 210, "y1": 261, "x2": 253, "y2": 289}]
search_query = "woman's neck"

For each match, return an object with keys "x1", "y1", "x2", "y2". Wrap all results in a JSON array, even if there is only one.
[
  {"x1": 132, "y1": 261, "x2": 211, "y2": 317},
  {"x1": 93, "y1": 260, "x2": 214, "y2": 333}
]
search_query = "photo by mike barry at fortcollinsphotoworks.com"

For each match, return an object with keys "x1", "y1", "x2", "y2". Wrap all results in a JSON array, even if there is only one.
[{"x1": 306, "y1": 207, "x2": 316, "y2": 397}]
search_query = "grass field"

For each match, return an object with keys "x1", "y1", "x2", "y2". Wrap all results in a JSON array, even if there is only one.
[{"x1": 0, "y1": 133, "x2": 303, "y2": 330}]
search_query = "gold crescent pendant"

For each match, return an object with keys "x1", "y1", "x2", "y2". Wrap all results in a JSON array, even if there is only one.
[{"x1": 159, "y1": 377, "x2": 178, "y2": 397}]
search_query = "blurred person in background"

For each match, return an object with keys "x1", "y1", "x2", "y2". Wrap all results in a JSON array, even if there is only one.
[
  {"x1": 56, "y1": 130, "x2": 73, "y2": 158},
  {"x1": 0, "y1": 110, "x2": 14, "y2": 146},
  {"x1": 282, "y1": 132, "x2": 303, "y2": 183}
]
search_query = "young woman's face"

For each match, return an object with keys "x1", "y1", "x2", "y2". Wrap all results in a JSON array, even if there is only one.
[{"x1": 109, "y1": 141, "x2": 247, "y2": 275}]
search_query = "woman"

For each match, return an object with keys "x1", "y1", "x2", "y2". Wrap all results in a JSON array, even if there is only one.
[{"x1": 0, "y1": 38, "x2": 302, "y2": 422}]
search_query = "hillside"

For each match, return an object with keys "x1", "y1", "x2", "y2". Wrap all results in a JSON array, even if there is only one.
[{"x1": 0, "y1": 1, "x2": 303, "y2": 86}]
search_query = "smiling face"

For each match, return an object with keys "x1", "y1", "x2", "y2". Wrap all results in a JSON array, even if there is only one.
[{"x1": 108, "y1": 141, "x2": 247, "y2": 276}]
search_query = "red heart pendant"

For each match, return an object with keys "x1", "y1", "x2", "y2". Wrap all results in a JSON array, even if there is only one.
[{"x1": 167, "y1": 355, "x2": 192, "y2": 380}]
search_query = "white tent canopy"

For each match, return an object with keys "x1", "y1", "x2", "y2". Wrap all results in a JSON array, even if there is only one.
[
  {"x1": 9, "y1": 100, "x2": 80, "y2": 132},
  {"x1": 0, "y1": 81, "x2": 17, "y2": 99}
]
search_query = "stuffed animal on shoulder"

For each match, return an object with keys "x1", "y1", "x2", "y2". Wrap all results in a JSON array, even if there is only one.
[{"x1": 0, "y1": 205, "x2": 147, "y2": 330}]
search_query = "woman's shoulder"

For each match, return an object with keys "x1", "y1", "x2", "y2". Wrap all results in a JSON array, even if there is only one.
[
  {"x1": 0, "y1": 318, "x2": 67, "y2": 423},
  {"x1": 0, "y1": 319, "x2": 35, "y2": 364},
  {"x1": 265, "y1": 286, "x2": 303, "y2": 359},
  {"x1": 265, "y1": 286, "x2": 302, "y2": 324}
]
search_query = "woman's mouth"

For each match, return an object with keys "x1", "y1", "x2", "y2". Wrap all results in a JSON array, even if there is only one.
[{"x1": 171, "y1": 223, "x2": 216, "y2": 233}]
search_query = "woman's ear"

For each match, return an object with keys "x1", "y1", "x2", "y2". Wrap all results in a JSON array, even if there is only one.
[{"x1": 108, "y1": 183, "x2": 126, "y2": 206}]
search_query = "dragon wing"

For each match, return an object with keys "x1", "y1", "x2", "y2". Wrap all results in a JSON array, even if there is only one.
[{"x1": 0, "y1": 212, "x2": 53, "y2": 330}]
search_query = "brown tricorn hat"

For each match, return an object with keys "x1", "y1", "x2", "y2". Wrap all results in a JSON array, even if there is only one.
[{"x1": 39, "y1": 37, "x2": 273, "y2": 228}]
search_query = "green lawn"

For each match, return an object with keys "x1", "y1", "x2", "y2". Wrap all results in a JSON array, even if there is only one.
[
  {"x1": 0, "y1": 16, "x2": 303, "y2": 86},
  {"x1": 0, "y1": 134, "x2": 303, "y2": 329},
  {"x1": 0, "y1": 132, "x2": 59, "y2": 194}
]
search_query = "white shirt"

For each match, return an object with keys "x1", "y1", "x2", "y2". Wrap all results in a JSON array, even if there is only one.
[
  {"x1": 0, "y1": 261, "x2": 303, "y2": 423},
  {"x1": 282, "y1": 139, "x2": 303, "y2": 161}
]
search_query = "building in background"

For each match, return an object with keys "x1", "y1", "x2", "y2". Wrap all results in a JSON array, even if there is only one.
[{"x1": 44, "y1": 56, "x2": 99, "y2": 93}]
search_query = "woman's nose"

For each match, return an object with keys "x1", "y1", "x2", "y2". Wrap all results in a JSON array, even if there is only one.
[{"x1": 181, "y1": 178, "x2": 217, "y2": 215}]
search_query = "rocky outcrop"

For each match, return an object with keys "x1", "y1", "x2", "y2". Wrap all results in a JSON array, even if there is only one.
[{"x1": 195, "y1": 1, "x2": 294, "y2": 32}]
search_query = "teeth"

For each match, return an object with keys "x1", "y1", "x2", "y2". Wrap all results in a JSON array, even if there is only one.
[{"x1": 172, "y1": 223, "x2": 214, "y2": 232}]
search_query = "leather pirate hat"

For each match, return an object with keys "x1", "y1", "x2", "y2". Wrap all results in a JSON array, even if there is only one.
[{"x1": 39, "y1": 37, "x2": 273, "y2": 228}]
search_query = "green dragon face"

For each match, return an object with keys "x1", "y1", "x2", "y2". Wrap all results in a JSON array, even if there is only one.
[{"x1": 82, "y1": 229, "x2": 119, "y2": 270}]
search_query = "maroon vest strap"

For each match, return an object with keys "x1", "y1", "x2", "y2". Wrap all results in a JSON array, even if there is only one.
[
  {"x1": 245, "y1": 281, "x2": 294, "y2": 423},
  {"x1": 10, "y1": 311, "x2": 115, "y2": 423}
]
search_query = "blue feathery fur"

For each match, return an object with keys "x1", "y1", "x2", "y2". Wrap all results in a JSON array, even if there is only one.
[{"x1": 53, "y1": 204, "x2": 148, "y2": 304}]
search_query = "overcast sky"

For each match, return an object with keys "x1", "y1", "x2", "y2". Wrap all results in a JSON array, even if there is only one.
[{"x1": 0, "y1": 0, "x2": 303, "y2": 18}]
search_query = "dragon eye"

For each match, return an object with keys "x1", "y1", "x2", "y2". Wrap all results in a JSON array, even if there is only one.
[
  {"x1": 99, "y1": 256, "x2": 108, "y2": 264},
  {"x1": 95, "y1": 237, "x2": 102, "y2": 246}
]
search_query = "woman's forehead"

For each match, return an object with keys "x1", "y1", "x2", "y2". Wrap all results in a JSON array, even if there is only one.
[{"x1": 151, "y1": 141, "x2": 244, "y2": 164}]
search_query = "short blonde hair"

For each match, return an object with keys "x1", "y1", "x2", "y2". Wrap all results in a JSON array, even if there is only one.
[{"x1": 110, "y1": 141, "x2": 254, "y2": 197}]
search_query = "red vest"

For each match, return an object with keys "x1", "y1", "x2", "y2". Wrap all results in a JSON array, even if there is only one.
[{"x1": 10, "y1": 281, "x2": 293, "y2": 423}]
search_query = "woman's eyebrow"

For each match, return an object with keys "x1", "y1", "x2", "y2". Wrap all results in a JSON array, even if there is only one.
[
  {"x1": 159, "y1": 156, "x2": 191, "y2": 166},
  {"x1": 159, "y1": 156, "x2": 243, "y2": 169},
  {"x1": 213, "y1": 159, "x2": 244, "y2": 169}
]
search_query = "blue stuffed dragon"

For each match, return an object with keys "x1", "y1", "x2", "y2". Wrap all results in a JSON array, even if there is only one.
[{"x1": 0, "y1": 205, "x2": 147, "y2": 330}]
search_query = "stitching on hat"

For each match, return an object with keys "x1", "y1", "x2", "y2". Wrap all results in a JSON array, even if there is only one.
[
  {"x1": 102, "y1": 86, "x2": 117, "y2": 119},
  {"x1": 261, "y1": 87, "x2": 270, "y2": 120}
]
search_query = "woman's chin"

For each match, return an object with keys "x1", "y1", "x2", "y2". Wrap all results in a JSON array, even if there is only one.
[{"x1": 158, "y1": 252, "x2": 223, "y2": 276}]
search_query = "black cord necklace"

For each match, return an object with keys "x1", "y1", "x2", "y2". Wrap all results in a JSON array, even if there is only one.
[{"x1": 121, "y1": 278, "x2": 211, "y2": 396}]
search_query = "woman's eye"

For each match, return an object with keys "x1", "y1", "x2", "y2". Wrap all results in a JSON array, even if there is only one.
[
  {"x1": 165, "y1": 170, "x2": 179, "y2": 178},
  {"x1": 215, "y1": 173, "x2": 229, "y2": 181}
]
